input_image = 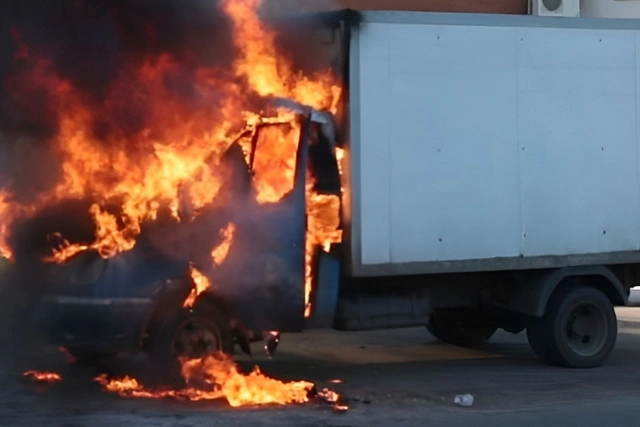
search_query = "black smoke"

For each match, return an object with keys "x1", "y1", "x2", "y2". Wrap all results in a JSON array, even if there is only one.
[
  {"x1": 0, "y1": 0, "x2": 235, "y2": 136},
  {"x1": 0, "y1": 0, "x2": 240, "y2": 203}
]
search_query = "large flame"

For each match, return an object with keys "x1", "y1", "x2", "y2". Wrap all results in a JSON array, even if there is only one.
[
  {"x1": 23, "y1": 356, "x2": 346, "y2": 409},
  {"x1": 95, "y1": 352, "x2": 315, "y2": 407},
  {"x1": 1, "y1": 0, "x2": 343, "y2": 316}
]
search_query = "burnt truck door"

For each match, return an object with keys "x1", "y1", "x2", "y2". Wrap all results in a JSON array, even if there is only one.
[
  {"x1": 254, "y1": 11, "x2": 352, "y2": 329},
  {"x1": 202, "y1": 116, "x2": 313, "y2": 335},
  {"x1": 196, "y1": 10, "x2": 350, "y2": 335}
]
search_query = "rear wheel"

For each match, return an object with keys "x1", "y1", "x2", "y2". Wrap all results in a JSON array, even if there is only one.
[
  {"x1": 526, "y1": 286, "x2": 617, "y2": 368},
  {"x1": 427, "y1": 309, "x2": 497, "y2": 348}
]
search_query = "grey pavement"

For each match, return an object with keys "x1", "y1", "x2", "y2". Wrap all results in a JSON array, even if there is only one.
[{"x1": 0, "y1": 295, "x2": 639, "y2": 426}]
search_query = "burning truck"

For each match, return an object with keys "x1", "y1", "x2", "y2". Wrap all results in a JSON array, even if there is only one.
[
  {"x1": 23, "y1": 101, "x2": 341, "y2": 369},
  {"x1": 0, "y1": 0, "x2": 345, "y2": 378},
  {"x1": 1, "y1": 0, "x2": 639, "y2": 381}
]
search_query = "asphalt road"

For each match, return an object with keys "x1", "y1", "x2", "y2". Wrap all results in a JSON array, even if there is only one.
[{"x1": 1, "y1": 293, "x2": 640, "y2": 426}]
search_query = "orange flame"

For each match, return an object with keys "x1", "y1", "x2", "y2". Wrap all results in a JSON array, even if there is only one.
[
  {"x1": 95, "y1": 352, "x2": 316, "y2": 407},
  {"x1": 183, "y1": 222, "x2": 236, "y2": 308},
  {"x1": 3, "y1": 0, "x2": 343, "y2": 316},
  {"x1": 303, "y1": 147, "x2": 345, "y2": 316},
  {"x1": 0, "y1": 191, "x2": 12, "y2": 260},
  {"x1": 181, "y1": 353, "x2": 313, "y2": 407},
  {"x1": 184, "y1": 266, "x2": 213, "y2": 309},
  {"x1": 19, "y1": 0, "x2": 339, "y2": 265},
  {"x1": 222, "y1": 0, "x2": 342, "y2": 106},
  {"x1": 211, "y1": 223, "x2": 236, "y2": 265},
  {"x1": 222, "y1": 0, "x2": 343, "y2": 209},
  {"x1": 305, "y1": 192, "x2": 342, "y2": 317},
  {"x1": 23, "y1": 370, "x2": 62, "y2": 384},
  {"x1": 45, "y1": 204, "x2": 137, "y2": 262}
]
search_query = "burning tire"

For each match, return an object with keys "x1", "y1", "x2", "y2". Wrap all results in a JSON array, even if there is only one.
[
  {"x1": 145, "y1": 299, "x2": 233, "y2": 383},
  {"x1": 526, "y1": 285, "x2": 617, "y2": 368},
  {"x1": 426, "y1": 309, "x2": 497, "y2": 348}
]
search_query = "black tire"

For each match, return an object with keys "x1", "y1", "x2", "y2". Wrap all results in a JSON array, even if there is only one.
[
  {"x1": 426, "y1": 309, "x2": 497, "y2": 348},
  {"x1": 526, "y1": 285, "x2": 617, "y2": 369},
  {"x1": 145, "y1": 299, "x2": 233, "y2": 383}
]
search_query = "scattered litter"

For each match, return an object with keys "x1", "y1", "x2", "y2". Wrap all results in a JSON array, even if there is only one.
[
  {"x1": 454, "y1": 394, "x2": 474, "y2": 407},
  {"x1": 264, "y1": 331, "x2": 280, "y2": 358},
  {"x1": 309, "y1": 386, "x2": 350, "y2": 413}
]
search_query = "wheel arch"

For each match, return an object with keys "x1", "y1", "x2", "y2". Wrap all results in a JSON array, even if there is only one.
[
  {"x1": 143, "y1": 277, "x2": 194, "y2": 336},
  {"x1": 192, "y1": 292, "x2": 234, "y2": 318},
  {"x1": 507, "y1": 266, "x2": 628, "y2": 318}
]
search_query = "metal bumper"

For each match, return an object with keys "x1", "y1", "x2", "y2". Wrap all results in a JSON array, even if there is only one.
[{"x1": 37, "y1": 295, "x2": 155, "y2": 353}]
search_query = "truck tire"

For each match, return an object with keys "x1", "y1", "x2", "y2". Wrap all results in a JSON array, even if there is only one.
[
  {"x1": 526, "y1": 285, "x2": 617, "y2": 368},
  {"x1": 145, "y1": 299, "x2": 233, "y2": 384},
  {"x1": 427, "y1": 309, "x2": 497, "y2": 348}
]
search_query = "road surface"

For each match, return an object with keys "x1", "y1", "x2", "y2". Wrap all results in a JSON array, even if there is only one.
[{"x1": 0, "y1": 292, "x2": 639, "y2": 426}]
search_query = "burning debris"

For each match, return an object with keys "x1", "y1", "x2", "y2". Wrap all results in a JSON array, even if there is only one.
[
  {"x1": 22, "y1": 360, "x2": 350, "y2": 412},
  {"x1": 264, "y1": 330, "x2": 280, "y2": 358},
  {"x1": 86, "y1": 352, "x2": 346, "y2": 410},
  {"x1": 316, "y1": 388, "x2": 350, "y2": 413},
  {"x1": 107, "y1": 352, "x2": 315, "y2": 407},
  {"x1": 23, "y1": 370, "x2": 62, "y2": 384}
]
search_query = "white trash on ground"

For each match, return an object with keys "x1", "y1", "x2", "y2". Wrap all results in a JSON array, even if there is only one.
[{"x1": 454, "y1": 394, "x2": 474, "y2": 407}]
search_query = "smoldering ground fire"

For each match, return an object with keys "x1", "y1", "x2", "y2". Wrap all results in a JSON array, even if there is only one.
[
  {"x1": 1, "y1": 0, "x2": 345, "y2": 410},
  {"x1": 23, "y1": 370, "x2": 62, "y2": 384}
]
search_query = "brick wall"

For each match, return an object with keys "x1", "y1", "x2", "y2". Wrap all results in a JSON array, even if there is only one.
[{"x1": 266, "y1": 0, "x2": 529, "y2": 14}]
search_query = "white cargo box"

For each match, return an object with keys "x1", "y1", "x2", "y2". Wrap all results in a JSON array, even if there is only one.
[{"x1": 344, "y1": 12, "x2": 640, "y2": 276}]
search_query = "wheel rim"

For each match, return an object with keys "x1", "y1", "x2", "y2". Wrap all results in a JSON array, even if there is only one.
[
  {"x1": 564, "y1": 302, "x2": 608, "y2": 357},
  {"x1": 172, "y1": 317, "x2": 222, "y2": 360}
]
